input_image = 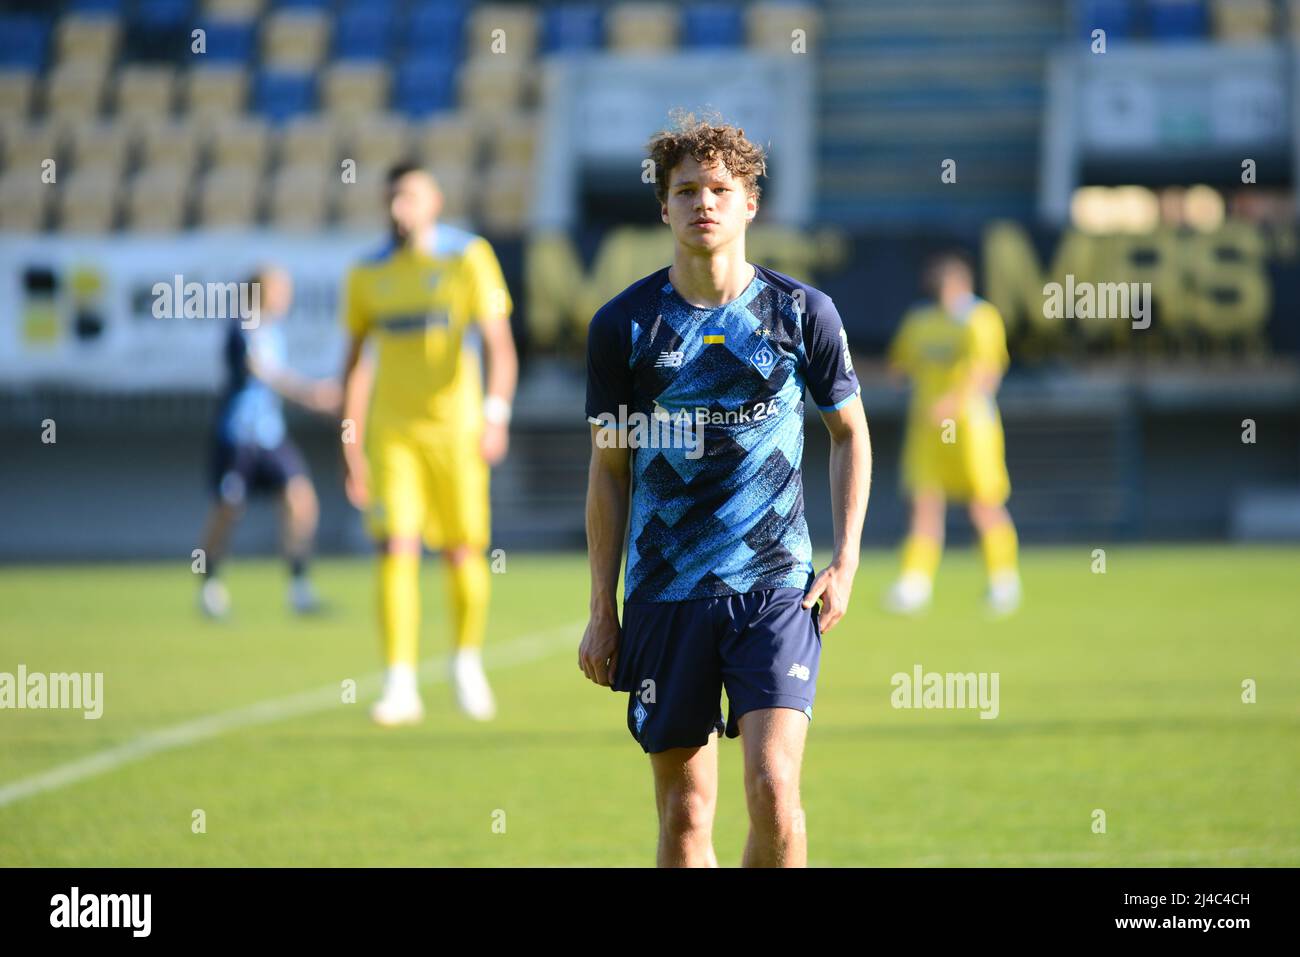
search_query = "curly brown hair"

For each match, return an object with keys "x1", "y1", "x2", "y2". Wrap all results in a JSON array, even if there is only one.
[{"x1": 646, "y1": 110, "x2": 767, "y2": 209}]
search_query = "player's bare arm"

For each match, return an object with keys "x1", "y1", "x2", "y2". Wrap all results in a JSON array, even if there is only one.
[
  {"x1": 579, "y1": 429, "x2": 631, "y2": 687},
  {"x1": 802, "y1": 396, "x2": 872, "y2": 633},
  {"x1": 339, "y1": 332, "x2": 373, "y2": 510},
  {"x1": 930, "y1": 362, "x2": 1001, "y2": 425},
  {"x1": 479, "y1": 312, "x2": 518, "y2": 467},
  {"x1": 248, "y1": 353, "x2": 341, "y2": 416}
]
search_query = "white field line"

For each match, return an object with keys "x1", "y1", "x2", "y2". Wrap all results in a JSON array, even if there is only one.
[{"x1": 0, "y1": 621, "x2": 583, "y2": 809}]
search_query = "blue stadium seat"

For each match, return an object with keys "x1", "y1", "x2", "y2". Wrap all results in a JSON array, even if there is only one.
[
  {"x1": 68, "y1": 0, "x2": 125, "y2": 12},
  {"x1": 1076, "y1": 0, "x2": 1134, "y2": 40},
  {"x1": 335, "y1": 9, "x2": 396, "y2": 60},
  {"x1": 272, "y1": 0, "x2": 333, "y2": 10},
  {"x1": 1148, "y1": 0, "x2": 1206, "y2": 39},
  {"x1": 0, "y1": 16, "x2": 51, "y2": 71},
  {"x1": 543, "y1": 4, "x2": 604, "y2": 53},
  {"x1": 682, "y1": 3, "x2": 744, "y2": 49},
  {"x1": 255, "y1": 70, "x2": 317, "y2": 121},
  {"x1": 394, "y1": 58, "x2": 458, "y2": 117},
  {"x1": 341, "y1": 0, "x2": 398, "y2": 15},
  {"x1": 406, "y1": 2, "x2": 467, "y2": 59},
  {"x1": 134, "y1": 0, "x2": 193, "y2": 29},
  {"x1": 198, "y1": 19, "x2": 257, "y2": 63}
]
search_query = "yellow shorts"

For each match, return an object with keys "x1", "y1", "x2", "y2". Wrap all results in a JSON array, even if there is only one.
[
  {"x1": 900, "y1": 402, "x2": 1011, "y2": 505},
  {"x1": 365, "y1": 424, "x2": 490, "y2": 550}
]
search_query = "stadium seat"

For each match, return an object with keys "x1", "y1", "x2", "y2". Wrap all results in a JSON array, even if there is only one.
[
  {"x1": 124, "y1": 164, "x2": 190, "y2": 230},
  {"x1": 394, "y1": 58, "x2": 458, "y2": 116},
  {"x1": 261, "y1": 9, "x2": 331, "y2": 69},
  {"x1": 204, "y1": 116, "x2": 270, "y2": 171},
  {"x1": 69, "y1": 0, "x2": 126, "y2": 12},
  {"x1": 542, "y1": 4, "x2": 604, "y2": 53},
  {"x1": 432, "y1": 164, "x2": 472, "y2": 222},
  {"x1": 747, "y1": 1, "x2": 819, "y2": 54},
  {"x1": 254, "y1": 70, "x2": 317, "y2": 122},
  {"x1": 467, "y1": 4, "x2": 539, "y2": 60},
  {"x1": 45, "y1": 63, "x2": 108, "y2": 121},
  {"x1": 277, "y1": 114, "x2": 339, "y2": 168},
  {"x1": 0, "y1": 69, "x2": 35, "y2": 119},
  {"x1": 607, "y1": 3, "x2": 679, "y2": 52},
  {"x1": 0, "y1": 17, "x2": 54, "y2": 72},
  {"x1": 135, "y1": 119, "x2": 202, "y2": 176},
  {"x1": 335, "y1": 169, "x2": 388, "y2": 230},
  {"x1": 195, "y1": 19, "x2": 258, "y2": 62},
  {"x1": 1076, "y1": 0, "x2": 1134, "y2": 40},
  {"x1": 415, "y1": 112, "x2": 479, "y2": 171},
  {"x1": 196, "y1": 165, "x2": 262, "y2": 227},
  {"x1": 114, "y1": 65, "x2": 177, "y2": 122},
  {"x1": 459, "y1": 57, "x2": 529, "y2": 114},
  {"x1": 134, "y1": 0, "x2": 193, "y2": 27},
  {"x1": 1149, "y1": 0, "x2": 1208, "y2": 39},
  {"x1": 1210, "y1": 0, "x2": 1274, "y2": 40},
  {"x1": 322, "y1": 62, "x2": 390, "y2": 118},
  {"x1": 482, "y1": 113, "x2": 536, "y2": 168},
  {"x1": 57, "y1": 169, "x2": 120, "y2": 233},
  {"x1": 334, "y1": 8, "x2": 396, "y2": 61},
  {"x1": 478, "y1": 164, "x2": 531, "y2": 235},
  {"x1": 682, "y1": 3, "x2": 744, "y2": 49},
  {"x1": 55, "y1": 13, "x2": 121, "y2": 67},
  {"x1": 202, "y1": 0, "x2": 264, "y2": 19},
  {"x1": 0, "y1": 168, "x2": 49, "y2": 231},
  {"x1": 68, "y1": 122, "x2": 132, "y2": 178},
  {"x1": 186, "y1": 65, "x2": 249, "y2": 118},
  {"x1": 405, "y1": 1, "x2": 467, "y2": 59},
  {"x1": 1, "y1": 122, "x2": 66, "y2": 177},
  {"x1": 265, "y1": 163, "x2": 331, "y2": 231},
  {"x1": 344, "y1": 114, "x2": 412, "y2": 177}
]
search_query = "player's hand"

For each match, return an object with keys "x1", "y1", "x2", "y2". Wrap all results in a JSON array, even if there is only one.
[
  {"x1": 480, "y1": 421, "x2": 509, "y2": 466},
  {"x1": 802, "y1": 560, "x2": 856, "y2": 634},
  {"x1": 343, "y1": 457, "x2": 369, "y2": 511},
  {"x1": 930, "y1": 393, "x2": 960, "y2": 426},
  {"x1": 579, "y1": 607, "x2": 621, "y2": 687}
]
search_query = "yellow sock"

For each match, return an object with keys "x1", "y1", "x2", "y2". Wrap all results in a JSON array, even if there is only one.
[
  {"x1": 980, "y1": 521, "x2": 1019, "y2": 579},
  {"x1": 448, "y1": 551, "x2": 490, "y2": 651},
  {"x1": 378, "y1": 552, "x2": 420, "y2": 668},
  {"x1": 900, "y1": 534, "x2": 941, "y2": 582}
]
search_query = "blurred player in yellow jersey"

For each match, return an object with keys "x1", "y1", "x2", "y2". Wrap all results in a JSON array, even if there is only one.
[
  {"x1": 340, "y1": 161, "x2": 518, "y2": 725},
  {"x1": 885, "y1": 251, "x2": 1021, "y2": 616}
]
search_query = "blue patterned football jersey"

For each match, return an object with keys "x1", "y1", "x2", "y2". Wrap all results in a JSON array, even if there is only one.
[{"x1": 586, "y1": 264, "x2": 861, "y2": 603}]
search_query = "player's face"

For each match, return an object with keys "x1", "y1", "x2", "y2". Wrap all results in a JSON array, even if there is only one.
[
  {"x1": 662, "y1": 157, "x2": 755, "y2": 252},
  {"x1": 388, "y1": 172, "x2": 441, "y2": 240},
  {"x1": 257, "y1": 269, "x2": 292, "y2": 321}
]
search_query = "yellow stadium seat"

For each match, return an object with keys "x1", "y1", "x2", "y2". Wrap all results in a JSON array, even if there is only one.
[
  {"x1": 1211, "y1": 0, "x2": 1275, "y2": 39},
  {"x1": 335, "y1": 170, "x2": 388, "y2": 231},
  {"x1": 262, "y1": 10, "x2": 331, "y2": 70},
  {"x1": 134, "y1": 120, "x2": 202, "y2": 177},
  {"x1": 0, "y1": 168, "x2": 49, "y2": 231},
  {"x1": 481, "y1": 113, "x2": 536, "y2": 167},
  {"x1": 608, "y1": 3, "x2": 678, "y2": 52},
  {"x1": 2, "y1": 122, "x2": 67, "y2": 176},
  {"x1": 45, "y1": 63, "x2": 108, "y2": 121},
  {"x1": 202, "y1": 0, "x2": 265, "y2": 20},
  {"x1": 204, "y1": 116, "x2": 270, "y2": 172},
  {"x1": 115, "y1": 65, "x2": 176, "y2": 122},
  {"x1": 68, "y1": 122, "x2": 132, "y2": 178},
  {"x1": 322, "y1": 62, "x2": 390, "y2": 119},
  {"x1": 266, "y1": 163, "x2": 331, "y2": 231},
  {"x1": 342, "y1": 114, "x2": 411, "y2": 178},
  {"x1": 186, "y1": 66, "x2": 249, "y2": 120},
  {"x1": 459, "y1": 58, "x2": 530, "y2": 113},
  {"x1": 277, "y1": 115, "x2": 340, "y2": 168},
  {"x1": 56, "y1": 169, "x2": 120, "y2": 234},
  {"x1": 747, "y1": 2, "x2": 819, "y2": 54},
  {"x1": 196, "y1": 165, "x2": 262, "y2": 227},
  {"x1": 432, "y1": 164, "x2": 473, "y2": 224},
  {"x1": 477, "y1": 164, "x2": 531, "y2": 236},
  {"x1": 466, "y1": 4, "x2": 539, "y2": 61},
  {"x1": 56, "y1": 14, "x2": 120, "y2": 68},
  {"x1": 0, "y1": 69, "x2": 35, "y2": 119},
  {"x1": 124, "y1": 165, "x2": 191, "y2": 231},
  {"x1": 415, "y1": 113, "x2": 479, "y2": 171}
]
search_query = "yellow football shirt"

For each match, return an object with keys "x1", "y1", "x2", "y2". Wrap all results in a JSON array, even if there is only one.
[
  {"x1": 343, "y1": 226, "x2": 512, "y2": 432},
  {"x1": 887, "y1": 296, "x2": 1010, "y2": 421}
]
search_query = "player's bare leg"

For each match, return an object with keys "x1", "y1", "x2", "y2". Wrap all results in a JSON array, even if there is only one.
[
  {"x1": 198, "y1": 499, "x2": 241, "y2": 618},
  {"x1": 650, "y1": 735, "x2": 720, "y2": 867},
  {"x1": 371, "y1": 534, "x2": 424, "y2": 726},
  {"x1": 444, "y1": 544, "x2": 495, "y2": 720},
  {"x1": 887, "y1": 490, "x2": 944, "y2": 613},
  {"x1": 280, "y1": 474, "x2": 321, "y2": 613},
  {"x1": 969, "y1": 500, "x2": 1020, "y2": 615},
  {"x1": 738, "y1": 707, "x2": 808, "y2": 867}
]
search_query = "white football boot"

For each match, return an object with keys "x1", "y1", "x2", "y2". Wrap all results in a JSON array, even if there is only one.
[
  {"x1": 986, "y1": 571, "x2": 1022, "y2": 617},
  {"x1": 884, "y1": 574, "x2": 933, "y2": 615},
  {"x1": 451, "y1": 648, "x2": 497, "y2": 721},
  {"x1": 370, "y1": 665, "x2": 424, "y2": 727},
  {"x1": 199, "y1": 578, "x2": 231, "y2": 619}
]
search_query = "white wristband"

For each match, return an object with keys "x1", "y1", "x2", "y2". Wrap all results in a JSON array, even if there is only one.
[{"x1": 484, "y1": 395, "x2": 512, "y2": 425}]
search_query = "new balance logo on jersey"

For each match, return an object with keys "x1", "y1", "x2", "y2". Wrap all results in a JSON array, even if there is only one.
[
  {"x1": 840, "y1": 328, "x2": 854, "y2": 373},
  {"x1": 787, "y1": 663, "x2": 811, "y2": 681},
  {"x1": 655, "y1": 350, "x2": 684, "y2": 369}
]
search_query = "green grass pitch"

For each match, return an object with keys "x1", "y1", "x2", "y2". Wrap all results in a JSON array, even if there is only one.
[{"x1": 1, "y1": 546, "x2": 1296, "y2": 866}]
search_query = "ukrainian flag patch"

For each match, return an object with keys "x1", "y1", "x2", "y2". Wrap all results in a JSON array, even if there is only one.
[{"x1": 702, "y1": 324, "x2": 726, "y2": 345}]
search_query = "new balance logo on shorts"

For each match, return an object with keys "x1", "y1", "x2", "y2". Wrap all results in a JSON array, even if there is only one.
[
  {"x1": 787, "y1": 663, "x2": 811, "y2": 681},
  {"x1": 655, "y1": 350, "x2": 684, "y2": 368}
]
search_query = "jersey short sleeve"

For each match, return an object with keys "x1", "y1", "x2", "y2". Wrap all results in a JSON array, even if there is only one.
[
  {"x1": 584, "y1": 302, "x2": 632, "y2": 425},
  {"x1": 465, "y1": 237, "x2": 513, "y2": 324},
  {"x1": 968, "y1": 302, "x2": 1010, "y2": 373},
  {"x1": 342, "y1": 268, "x2": 370, "y2": 337},
  {"x1": 887, "y1": 310, "x2": 919, "y2": 373},
  {"x1": 802, "y1": 289, "x2": 861, "y2": 412}
]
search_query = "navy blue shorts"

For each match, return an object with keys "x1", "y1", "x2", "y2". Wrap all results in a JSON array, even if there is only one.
[
  {"x1": 612, "y1": 587, "x2": 822, "y2": 754},
  {"x1": 210, "y1": 440, "x2": 307, "y2": 504}
]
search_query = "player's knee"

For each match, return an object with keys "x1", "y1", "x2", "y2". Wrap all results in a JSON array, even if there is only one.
[
  {"x1": 743, "y1": 763, "x2": 799, "y2": 824},
  {"x1": 443, "y1": 545, "x2": 472, "y2": 566},
  {"x1": 659, "y1": 787, "x2": 714, "y2": 839},
  {"x1": 377, "y1": 535, "x2": 421, "y2": 556}
]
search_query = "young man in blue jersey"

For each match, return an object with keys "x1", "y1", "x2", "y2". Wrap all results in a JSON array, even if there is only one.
[
  {"x1": 579, "y1": 115, "x2": 873, "y2": 867},
  {"x1": 199, "y1": 265, "x2": 341, "y2": 619}
]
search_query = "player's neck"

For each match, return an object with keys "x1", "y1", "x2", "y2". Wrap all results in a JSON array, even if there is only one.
[
  {"x1": 668, "y1": 246, "x2": 754, "y2": 309},
  {"x1": 394, "y1": 223, "x2": 437, "y2": 254}
]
